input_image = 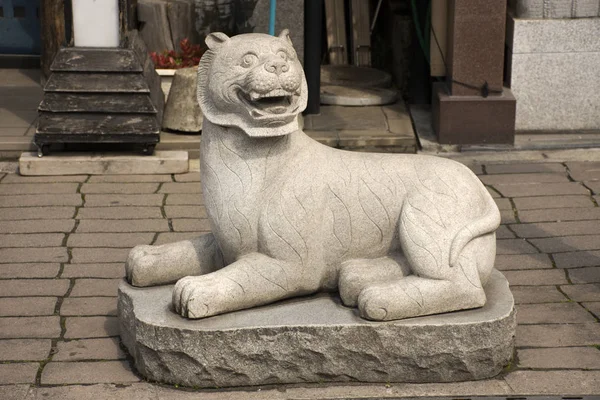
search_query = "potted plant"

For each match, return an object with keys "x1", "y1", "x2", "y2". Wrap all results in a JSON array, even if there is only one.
[{"x1": 150, "y1": 38, "x2": 206, "y2": 100}]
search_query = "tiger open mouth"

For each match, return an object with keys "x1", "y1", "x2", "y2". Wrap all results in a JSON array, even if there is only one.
[{"x1": 239, "y1": 88, "x2": 300, "y2": 119}]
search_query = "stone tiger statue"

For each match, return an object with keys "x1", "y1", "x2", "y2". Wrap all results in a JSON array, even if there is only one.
[{"x1": 126, "y1": 30, "x2": 501, "y2": 321}]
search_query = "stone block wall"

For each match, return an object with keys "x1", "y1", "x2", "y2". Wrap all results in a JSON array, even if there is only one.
[
  {"x1": 506, "y1": 15, "x2": 600, "y2": 131},
  {"x1": 510, "y1": 0, "x2": 600, "y2": 18}
]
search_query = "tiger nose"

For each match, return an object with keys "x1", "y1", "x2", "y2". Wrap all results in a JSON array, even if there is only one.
[{"x1": 264, "y1": 59, "x2": 289, "y2": 75}]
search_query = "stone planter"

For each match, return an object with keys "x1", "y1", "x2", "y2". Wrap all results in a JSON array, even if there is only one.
[{"x1": 162, "y1": 67, "x2": 203, "y2": 133}]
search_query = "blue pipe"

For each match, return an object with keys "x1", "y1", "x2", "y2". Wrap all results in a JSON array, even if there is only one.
[{"x1": 269, "y1": 0, "x2": 276, "y2": 35}]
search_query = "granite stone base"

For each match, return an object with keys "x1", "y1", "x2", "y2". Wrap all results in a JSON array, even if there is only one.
[
  {"x1": 118, "y1": 270, "x2": 516, "y2": 388},
  {"x1": 432, "y1": 83, "x2": 516, "y2": 145}
]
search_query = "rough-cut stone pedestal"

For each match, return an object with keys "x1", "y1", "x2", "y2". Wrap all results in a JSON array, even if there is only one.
[{"x1": 118, "y1": 270, "x2": 515, "y2": 388}]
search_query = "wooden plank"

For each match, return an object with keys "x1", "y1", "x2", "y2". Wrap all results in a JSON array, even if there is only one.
[
  {"x1": 137, "y1": 0, "x2": 174, "y2": 52},
  {"x1": 325, "y1": 0, "x2": 348, "y2": 65},
  {"x1": 350, "y1": 0, "x2": 371, "y2": 67},
  {"x1": 40, "y1": 0, "x2": 66, "y2": 85},
  {"x1": 45, "y1": 73, "x2": 150, "y2": 93},
  {"x1": 167, "y1": 0, "x2": 199, "y2": 49},
  {"x1": 39, "y1": 93, "x2": 156, "y2": 114},
  {"x1": 37, "y1": 113, "x2": 159, "y2": 135},
  {"x1": 50, "y1": 48, "x2": 143, "y2": 72}
]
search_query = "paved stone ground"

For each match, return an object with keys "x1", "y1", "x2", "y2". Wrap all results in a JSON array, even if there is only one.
[{"x1": 1, "y1": 158, "x2": 600, "y2": 399}]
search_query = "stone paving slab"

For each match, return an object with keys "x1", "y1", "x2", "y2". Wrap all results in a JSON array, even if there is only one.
[
  {"x1": 554, "y1": 250, "x2": 600, "y2": 268},
  {"x1": 561, "y1": 284, "x2": 600, "y2": 301},
  {"x1": 516, "y1": 323, "x2": 600, "y2": 347},
  {"x1": 53, "y1": 337, "x2": 125, "y2": 361},
  {"x1": 512, "y1": 194, "x2": 595, "y2": 209},
  {"x1": 0, "y1": 219, "x2": 76, "y2": 234},
  {"x1": 61, "y1": 263, "x2": 125, "y2": 278},
  {"x1": 0, "y1": 338, "x2": 51, "y2": 361},
  {"x1": 0, "y1": 263, "x2": 60, "y2": 278},
  {"x1": 84, "y1": 194, "x2": 165, "y2": 207},
  {"x1": 41, "y1": 360, "x2": 140, "y2": 384}
]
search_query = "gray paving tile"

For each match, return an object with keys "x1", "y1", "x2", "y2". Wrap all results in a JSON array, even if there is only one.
[
  {"x1": 503, "y1": 269, "x2": 567, "y2": 286},
  {"x1": 554, "y1": 251, "x2": 600, "y2": 268},
  {"x1": 530, "y1": 235, "x2": 600, "y2": 253},
  {"x1": 64, "y1": 316, "x2": 119, "y2": 339},
  {"x1": 87, "y1": 174, "x2": 173, "y2": 183},
  {"x1": 80, "y1": 183, "x2": 159, "y2": 194},
  {"x1": 174, "y1": 172, "x2": 201, "y2": 182},
  {"x1": 159, "y1": 182, "x2": 202, "y2": 193},
  {"x1": 53, "y1": 338, "x2": 125, "y2": 361},
  {"x1": 586, "y1": 180, "x2": 600, "y2": 194},
  {"x1": 165, "y1": 193, "x2": 204, "y2": 205},
  {"x1": 493, "y1": 182, "x2": 590, "y2": 197},
  {"x1": 76, "y1": 219, "x2": 169, "y2": 233},
  {"x1": 518, "y1": 347, "x2": 600, "y2": 369},
  {"x1": 61, "y1": 263, "x2": 124, "y2": 279},
  {"x1": 306, "y1": 106, "x2": 387, "y2": 131},
  {"x1": 516, "y1": 323, "x2": 600, "y2": 347},
  {"x1": 494, "y1": 197, "x2": 512, "y2": 210},
  {"x1": 516, "y1": 303, "x2": 596, "y2": 324},
  {"x1": 0, "y1": 279, "x2": 69, "y2": 296},
  {"x1": 84, "y1": 194, "x2": 164, "y2": 207},
  {"x1": 0, "y1": 297, "x2": 57, "y2": 316},
  {"x1": 512, "y1": 195, "x2": 595, "y2": 210},
  {"x1": 511, "y1": 221, "x2": 600, "y2": 238},
  {"x1": 0, "y1": 183, "x2": 79, "y2": 195},
  {"x1": 172, "y1": 218, "x2": 212, "y2": 232},
  {"x1": 0, "y1": 219, "x2": 75, "y2": 234},
  {"x1": 1, "y1": 174, "x2": 88, "y2": 183},
  {"x1": 0, "y1": 363, "x2": 38, "y2": 384},
  {"x1": 500, "y1": 210, "x2": 517, "y2": 224},
  {"x1": 67, "y1": 233, "x2": 154, "y2": 248},
  {"x1": 511, "y1": 286, "x2": 568, "y2": 304},
  {"x1": 32, "y1": 383, "x2": 156, "y2": 399},
  {"x1": 495, "y1": 253, "x2": 553, "y2": 270},
  {"x1": 154, "y1": 232, "x2": 205, "y2": 245},
  {"x1": 0, "y1": 316, "x2": 61, "y2": 338},
  {"x1": 485, "y1": 163, "x2": 566, "y2": 174},
  {"x1": 0, "y1": 339, "x2": 51, "y2": 361},
  {"x1": 567, "y1": 161, "x2": 600, "y2": 181},
  {"x1": 519, "y1": 207, "x2": 600, "y2": 223},
  {"x1": 496, "y1": 239, "x2": 539, "y2": 255},
  {"x1": 561, "y1": 284, "x2": 600, "y2": 302},
  {"x1": 70, "y1": 279, "x2": 120, "y2": 297},
  {"x1": 0, "y1": 194, "x2": 82, "y2": 207},
  {"x1": 0, "y1": 206, "x2": 76, "y2": 220},
  {"x1": 480, "y1": 173, "x2": 569, "y2": 185},
  {"x1": 164, "y1": 205, "x2": 207, "y2": 218},
  {"x1": 0, "y1": 233, "x2": 64, "y2": 247},
  {"x1": 583, "y1": 302, "x2": 600, "y2": 318},
  {"x1": 0, "y1": 247, "x2": 68, "y2": 263},
  {"x1": 568, "y1": 267, "x2": 600, "y2": 284},
  {"x1": 503, "y1": 370, "x2": 600, "y2": 395},
  {"x1": 0, "y1": 263, "x2": 60, "y2": 278},
  {"x1": 76, "y1": 206, "x2": 162, "y2": 219},
  {"x1": 70, "y1": 248, "x2": 130, "y2": 263},
  {"x1": 61, "y1": 297, "x2": 117, "y2": 316},
  {"x1": 41, "y1": 360, "x2": 139, "y2": 384}
]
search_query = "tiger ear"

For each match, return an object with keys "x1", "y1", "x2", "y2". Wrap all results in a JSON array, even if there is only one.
[
  {"x1": 278, "y1": 29, "x2": 292, "y2": 45},
  {"x1": 205, "y1": 32, "x2": 230, "y2": 50}
]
